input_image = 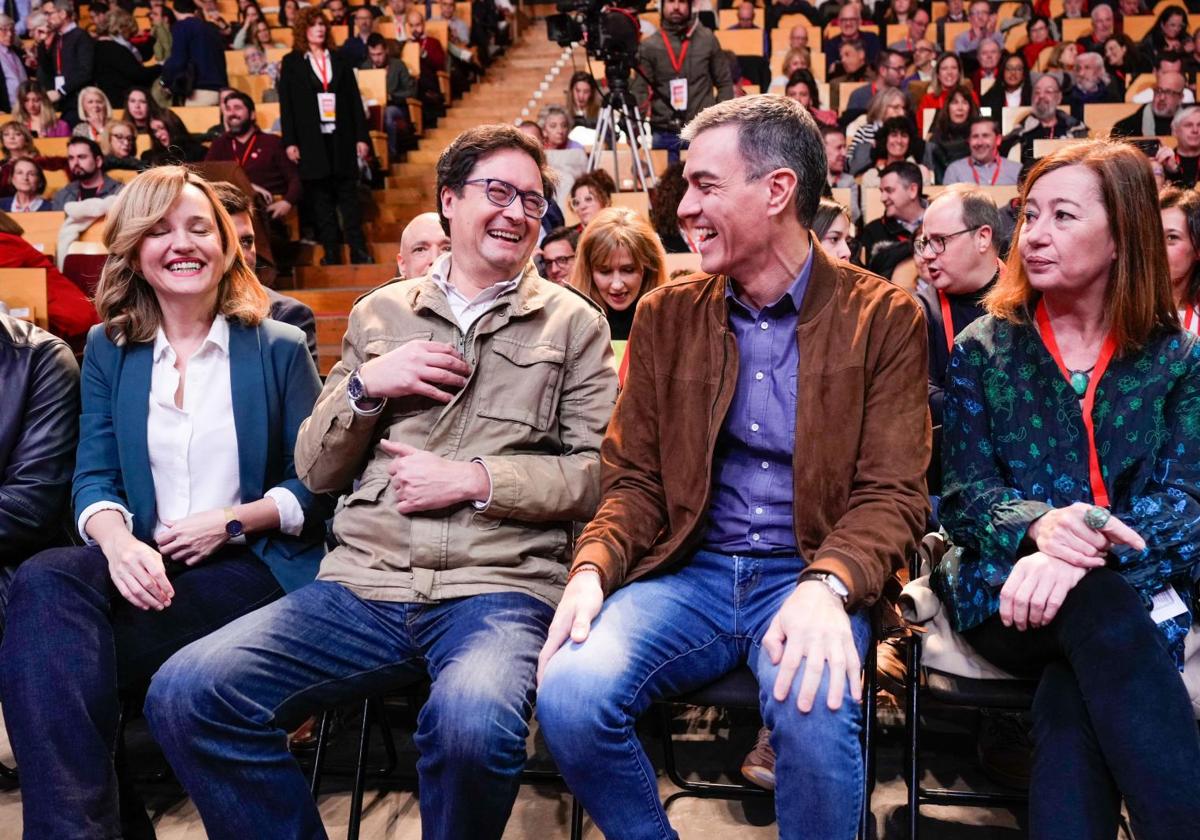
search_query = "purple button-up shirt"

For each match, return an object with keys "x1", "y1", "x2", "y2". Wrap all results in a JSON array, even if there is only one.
[{"x1": 702, "y1": 248, "x2": 813, "y2": 556}]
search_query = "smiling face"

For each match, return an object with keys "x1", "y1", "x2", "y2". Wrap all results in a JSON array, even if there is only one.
[
  {"x1": 1019, "y1": 164, "x2": 1115, "y2": 297},
  {"x1": 1162, "y1": 206, "x2": 1197, "y2": 295},
  {"x1": 150, "y1": 118, "x2": 171, "y2": 147},
  {"x1": 591, "y1": 243, "x2": 644, "y2": 311},
  {"x1": 880, "y1": 171, "x2": 919, "y2": 220},
  {"x1": 968, "y1": 119, "x2": 998, "y2": 162},
  {"x1": 1105, "y1": 38, "x2": 1125, "y2": 65},
  {"x1": 885, "y1": 129, "x2": 910, "y2": 160},
  {"x1": 136, "y1": 183, "x2": 227, "y2": 311},
  {"x1": 937, "y1": 55, "x2": 960, "y2": 89},
  {"x1": 1003, "y1": 55, "x2": 1025, "y2": 88},
  {"x1": 440, "y1": 147, "x2": 543, "y2": 283},
  {"x1": 677, "y1": 123, "x2": 779, "y2": 277}
]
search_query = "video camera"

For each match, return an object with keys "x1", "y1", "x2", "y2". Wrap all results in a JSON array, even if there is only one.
[{"x1": 546, "y1": 0, "x2": 647, "y2": 70}]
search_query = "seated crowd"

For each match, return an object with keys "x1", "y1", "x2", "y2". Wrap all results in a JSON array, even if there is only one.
[{"x1": 3, "y1": 0, "x2": 1200, "y2": 837}]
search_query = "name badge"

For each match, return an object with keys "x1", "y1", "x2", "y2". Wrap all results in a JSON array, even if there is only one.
[
  {"x1": 1150, "y1": 586, "x2": 1188, "y2": 624},
  {"x1": 54, "y1": 74, "x2": 65, "y2": 94},
  {"x1": 317, "y1": 92, "x2": 337, "y2": 122},
  {"x1": 669, "y1": 77, "x2": 688, "y2": 112}
]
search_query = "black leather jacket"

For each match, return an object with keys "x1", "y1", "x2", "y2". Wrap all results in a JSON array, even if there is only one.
[{"x1": 0, "y1": 314, "x2": 80, "y2": 566}]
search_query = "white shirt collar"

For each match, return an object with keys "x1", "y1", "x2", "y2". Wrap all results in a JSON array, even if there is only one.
[
  {"x1": 153, "y1": 316, "x2": 230, "y2": 363},
  {"x1": 428, "y1": 252, "x2": 523, "y2": 302}
]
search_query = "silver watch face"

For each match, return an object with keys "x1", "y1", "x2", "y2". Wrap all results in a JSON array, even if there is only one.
[{"x1": 348, "y1": 371, "x2": 366, "y2": 401}]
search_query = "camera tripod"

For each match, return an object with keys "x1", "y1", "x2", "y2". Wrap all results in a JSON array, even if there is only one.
[{"x1": 587, "y1": 67, "x2": 658, "y2": 194}]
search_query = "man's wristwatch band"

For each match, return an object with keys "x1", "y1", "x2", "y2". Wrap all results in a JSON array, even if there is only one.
[{"x1": 803, "y1": 571, "x2": 850, "y2": 606}]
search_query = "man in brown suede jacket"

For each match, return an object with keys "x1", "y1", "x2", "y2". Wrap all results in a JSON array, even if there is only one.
[{"x1": 537, "y1": 95, "x2": 930, "y2": 839}]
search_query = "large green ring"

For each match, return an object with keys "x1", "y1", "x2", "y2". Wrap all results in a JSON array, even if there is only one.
[{"x1": 1084, "y1": 506, "x2": 1111, "y2": 531}]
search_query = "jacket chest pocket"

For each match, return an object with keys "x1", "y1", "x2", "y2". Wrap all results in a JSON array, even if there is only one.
[
  {"x1": 363, "y1": 332, "x2": 438, "y2": 418},
  {"x1": 476, "y1": 340, "x2": 567, "y2": 431}
]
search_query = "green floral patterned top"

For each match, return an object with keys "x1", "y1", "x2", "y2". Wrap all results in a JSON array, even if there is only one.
[{"x1": 931, "y1": 314, "x2": 1200, "y2": 665}]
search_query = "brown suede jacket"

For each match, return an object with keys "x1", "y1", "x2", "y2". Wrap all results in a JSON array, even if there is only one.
[{"x1": 574, "y1": 239, "x2": 931, "y2": 609}]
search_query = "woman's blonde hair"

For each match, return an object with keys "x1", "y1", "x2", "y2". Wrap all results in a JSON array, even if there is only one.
[
  {"x1": 95, "y1": 166, "x2": 268, "y2": 344},
  {"x1": 570, "y1": 206, "x2": 667, "y2": 310},
  {"x1": 986, "y1": 138, "x2": 1177, "y2": 353},
  {"x1": 76, "y1": 86, "x2": 113, "y2": 125}
]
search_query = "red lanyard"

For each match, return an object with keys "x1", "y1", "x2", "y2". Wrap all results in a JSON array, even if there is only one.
[
  {"x1": 311, "y1": 50, "x2": 330, "y2": 91},
  {"x1": 937, "y1": 290, "x2": 955, "y2": 353},
  {"x1": 660, "y1": 25, "x2": 693, "y2": 74},
  {"x1": 969, "y1": 157, "x2": 1001, "y2": 185},
  {"x1": 1034, "y1": 300, "x2": 1117, "y2": 506},
  {"x1": 55, "y1": 39, "x2": 62, "y2": 74},
  {"x1": 235, "y1": 131, "x2": 259, "y2": 167},
  {"x1": 1183, "y1": 304, "x2": 1200, "y2": 334}
]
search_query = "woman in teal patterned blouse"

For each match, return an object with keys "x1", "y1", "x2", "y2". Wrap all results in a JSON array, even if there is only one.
[{"x1": 932, "y1": 139, "x2": 1200, "y2": 839}]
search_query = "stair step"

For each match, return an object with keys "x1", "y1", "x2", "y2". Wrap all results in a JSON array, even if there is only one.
[
  {"x1": 295, "y1": 265, "x2": 394, "y2": 289},
  {"x1": 316, "y1": 316, "x2": 348, "y2": 345},
  {"x1": 289, "y1": 288, "x2": 376, "y2": 314}
]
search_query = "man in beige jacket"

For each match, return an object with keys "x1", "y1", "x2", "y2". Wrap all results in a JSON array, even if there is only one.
[{"x1": 144, "y1": 124, "x2": 618, "y2": 840}]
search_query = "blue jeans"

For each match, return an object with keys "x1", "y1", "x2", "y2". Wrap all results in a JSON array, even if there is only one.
[
  {"x1": 538, "y1": 550, "x2": 871, "y2": 840},
  {"x1": 0, "y1": 544, "x2": 282, "y2": 839},
  {"x1": 144, "y1": 581, "x2": 554, "y2": 840}
]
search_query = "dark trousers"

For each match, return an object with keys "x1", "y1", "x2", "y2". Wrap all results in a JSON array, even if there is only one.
[
  {"x1": 304, "y1": 174, "x2": 368, "y2": 258},
  {"x1": 0, "y1": 544, "x2": 282, "y2": 839},
  {"x1": 963, "y1": 568, "x2": 1200, "y2": 840}
]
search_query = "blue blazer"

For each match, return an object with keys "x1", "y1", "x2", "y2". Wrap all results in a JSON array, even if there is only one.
[{"x1": 73, "y1": 318, "x2": 331, "y2": 592}]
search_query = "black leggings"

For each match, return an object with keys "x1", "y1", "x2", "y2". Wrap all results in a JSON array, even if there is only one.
[{"x1": 963, "y1": 568, "x2": 1200, "y2": 840}]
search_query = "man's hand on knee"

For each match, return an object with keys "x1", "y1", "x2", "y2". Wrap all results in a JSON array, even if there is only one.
[
  {"x1": 536, "y1": 566, "x2": 604, "y2": 685},
  {"x1": 762, "y1": 580, "x2": 861, "y2": 714}
]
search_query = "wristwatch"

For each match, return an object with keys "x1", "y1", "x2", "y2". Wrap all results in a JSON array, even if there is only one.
[
  {"x1": 346, "y1": 366, "x2": 386, "y2": 415},
  {"x1": 804, "y1": 572, "x2": 849, "y2": 606},
  {"x1": 223, "y1": 506, "x2": 244, "y2": 538}
]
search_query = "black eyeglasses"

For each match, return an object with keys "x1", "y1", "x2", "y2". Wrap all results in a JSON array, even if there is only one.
[
  {"x1": 914, "y1": 226, "x2": 981, "y2": 256},
  {"x1": 543, "y1": 254, "x2": 575, "y2": 270},
  {"x1": 464, "y1": 178, "x2": 549, "y2": 219}
]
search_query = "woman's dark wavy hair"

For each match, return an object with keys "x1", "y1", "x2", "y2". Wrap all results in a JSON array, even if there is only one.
[{"x1": 1160, "y1": 184, "x2": 1200, "y2": 306}]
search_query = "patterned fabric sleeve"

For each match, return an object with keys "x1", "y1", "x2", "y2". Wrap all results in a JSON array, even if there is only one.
[{"x1": 938, "y1": 334, "x2": 1052, "y2": 587}]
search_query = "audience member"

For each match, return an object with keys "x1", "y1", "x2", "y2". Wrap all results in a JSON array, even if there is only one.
[
  {"x1": 142, "y1": 108, "x2": 207, "y2": 164},
  {"x1": 1130, "y1": 52, "x2": 1193, "y2": 103},
  {"x1": 570, "y1": 205, "x2": 666, "y2": 342},
  {"x1": 647, "y1": 160, "x2": 694, "y2": 253},
  {"x1": 825, "y1": 2, "x2": 882, "y2": 66},
  {"x1": 932, "y1": 140, "x2": 1200, "y2": 839},
  {"x1": 1076, "y1": 2, "x2": 1115, "y2": 53},
  {"x1": 35, "y1": 0, "x2": 94, "y2": 125},
  {"x1": 540, "y1": 104, "x2": 583, "y2": 150},
  {"x1": 339, "y1": 3, "x2": 377, "y2": 67},
  {"x1": 861, "y1": 160, "x2": 925, "y2": 278},
  {"x1": 101, "y1": 118, "x2": 146, "y2": 172},
  {"x1": 147, "y1": 2, "x2": 175, "y2": 64},
  {"x1": 0, "y1": 166, "x2": 328, "y2": 839},
  {"x1": 730, "y1": 0, "x2": 757, "y2": 29},
  {"x1": 973, "y1": 37, "x2": 1003, "y2": 92},
  {"x1": 784, "y1": 70, "x2": 837, "y2": 126},
  {"x1": 889, "y1": 7, "x2": 930, "y2": 55},
  {"x1": 906, "y1": 38, "x2": 937, "y2": 84},
  {"x1": 144, "y1": 124, "x2": 617, "y2": 840},
  {"x1": 1160, "y1": 185, "x2": 1200, "y2": 330},
  {"x1": 206, "y1": 91, "x2": 302, "y2": 221},
  {"x1": 811, "y1": 197, "x2": 854, "y2": 261},
  {"x1": 0, "y1": 15, "x2": 28, "y2": 113},
  {"x1": 1163, "y1": 104, "x2": 1200, "y2": 186},
  {"x1": 210, "y1": 179, "x2": 318, "y2": 363},
  {"x1": 769, "y1": 46, "x2": 810, "y2": 89},
  {"x1": 231, "y1": 1, "x2": 265, "y2": 48},
  {"x1": 0, "y1": 157, "x2": 48, "y2": 210},
  {"x1": 822, "y1": 124, "x2": 856, "y2": 190},
  {"x1": 843, "y1": 49, "x2": 908, "y2": 119},
  {"x1": 122, "y1": 86, "x2": 161, "y2": 135},
  {"x1": 980, "y1": 51, "x2": 1032, "y2": 112},
  {"x1": 1143, "y1": 5, "x2": 1189, "y2": 59},
  {"x1": 829, "y1": 39, "x2": 872, "y2": 83},
  {"x1": 0, "y1": 208, "x2": 98, "y2": 342},
  {"x1": 632, "y1": 0, "x2": 733, "y2": 163},
  {"x1": 1022, "y1": 15, "x2": 1057, "y2": 68},
  {"x1": 567, "y1": 71, "x2": 600, "y2": 130},
  {"x1": 1104, "y1": 33, "x2": 1152, "y2": 83},
  {"x1": 923, "y1": 87, "x2": 977, "y2": 182},
  {"x1": 160, "y1": 0, "x2": 229, "y2": 105},
  {"x1": 847, "y1": 86, "x2": 911, "y2": 174},
  {"x1": 360, "y1": 32, "x2": 418, "y2": 159},
  {"x1": 93, "y1": 8, "x2": 160, "y2": 108},
  {"x1": 537, "y1": 95, "x2": 928, "y2": 839},
  {"x1": 539, "y1": 225, "x2": 578, "y2": 285},
  {"x1": 860, "y1": 116, "x2": 928, "y2": 186},
  {"x1": 0, "y1": 310, "x2": 79, "y2": 628},
  {"x1": 394, "y1": 209, "x2": 450, "y2": 278},
  {"x1": 954, "y1": 0, "x2": 1003, "y2": 55},
  {"x1": 70, "y1": 85, "x2": 112, "y2": 143},
  {"x1": 279, "y1": 5, "x2": 373, "y2": 264},
  {"x1": 916, "y1": 52, "x2": 977, "y2": 134},
  {"x1": 1068, "y1": 50, "x2": 1123, "y2": 119},
  {"x1": 1112, "y1": 69, "x2": 1186, "y2": 136},
  {"x1": 278, "y1": 0, "x2": 300, "y2": 27},
  {"x1": 405, "y1": 9, "x2": 449, "y2": 121},
  {"x1": 569, "y1": 169, "x2": 614, "y2": 228},
  {"x1": 52, "y1": 136, "x2": 121, "y2": 209},
  {"x1": 1001, "y1": 73, "x2": 1088, "y2": 165},
  {"x1": 943, "y1": 116, "x2": 1022, "y2": 185}
]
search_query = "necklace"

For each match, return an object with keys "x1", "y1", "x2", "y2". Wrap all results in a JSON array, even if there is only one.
[{"x1": 1068, "y1": 364, "x2": 1096, "y2": 397}]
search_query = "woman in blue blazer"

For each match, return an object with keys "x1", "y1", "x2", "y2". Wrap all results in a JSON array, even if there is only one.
[{"x1": 0, "y1": 166, "x2": 330, "y2": 838}]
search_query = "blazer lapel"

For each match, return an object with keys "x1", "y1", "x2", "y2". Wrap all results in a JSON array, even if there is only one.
[
  {"x1": 115, "y1": 341, "x2": 156, "y2": 541},
  {"x1": 229, "y1": 321, "x2": 268, "y2": 500}
]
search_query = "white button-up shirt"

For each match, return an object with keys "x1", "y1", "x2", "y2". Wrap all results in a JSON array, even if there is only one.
[
  {"x1": 428, "y1": 252, "x2": 522, "y2": 333},
  {"x1": 78, "y1": 318, "x2": 303, "y2": 543}
]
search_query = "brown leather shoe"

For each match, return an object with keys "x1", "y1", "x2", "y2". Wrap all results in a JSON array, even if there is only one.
[
  {"x1": 740, "y1": 725, "x2": 776, "y2": 791},
  {"x1": 876, "y1": 637, "x2": 909, "y2": 697}
]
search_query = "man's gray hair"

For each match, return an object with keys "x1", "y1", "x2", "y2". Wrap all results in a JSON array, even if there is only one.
[
  {"x1": 680, "y1": 95, "x2": 827, "y2": 227},
  {"x1": 1172, "y1": 103, "x2": 1200, "y2": 131},
  {"x1": 929, "y1": 184, "x2": 1001, "y2": 247},
  {"x1": 52, "y1": 0, "x2": 74, "y2": 15},
  {"x1": 24, "y1": 10, "x2": 47, "y2": 30}
]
